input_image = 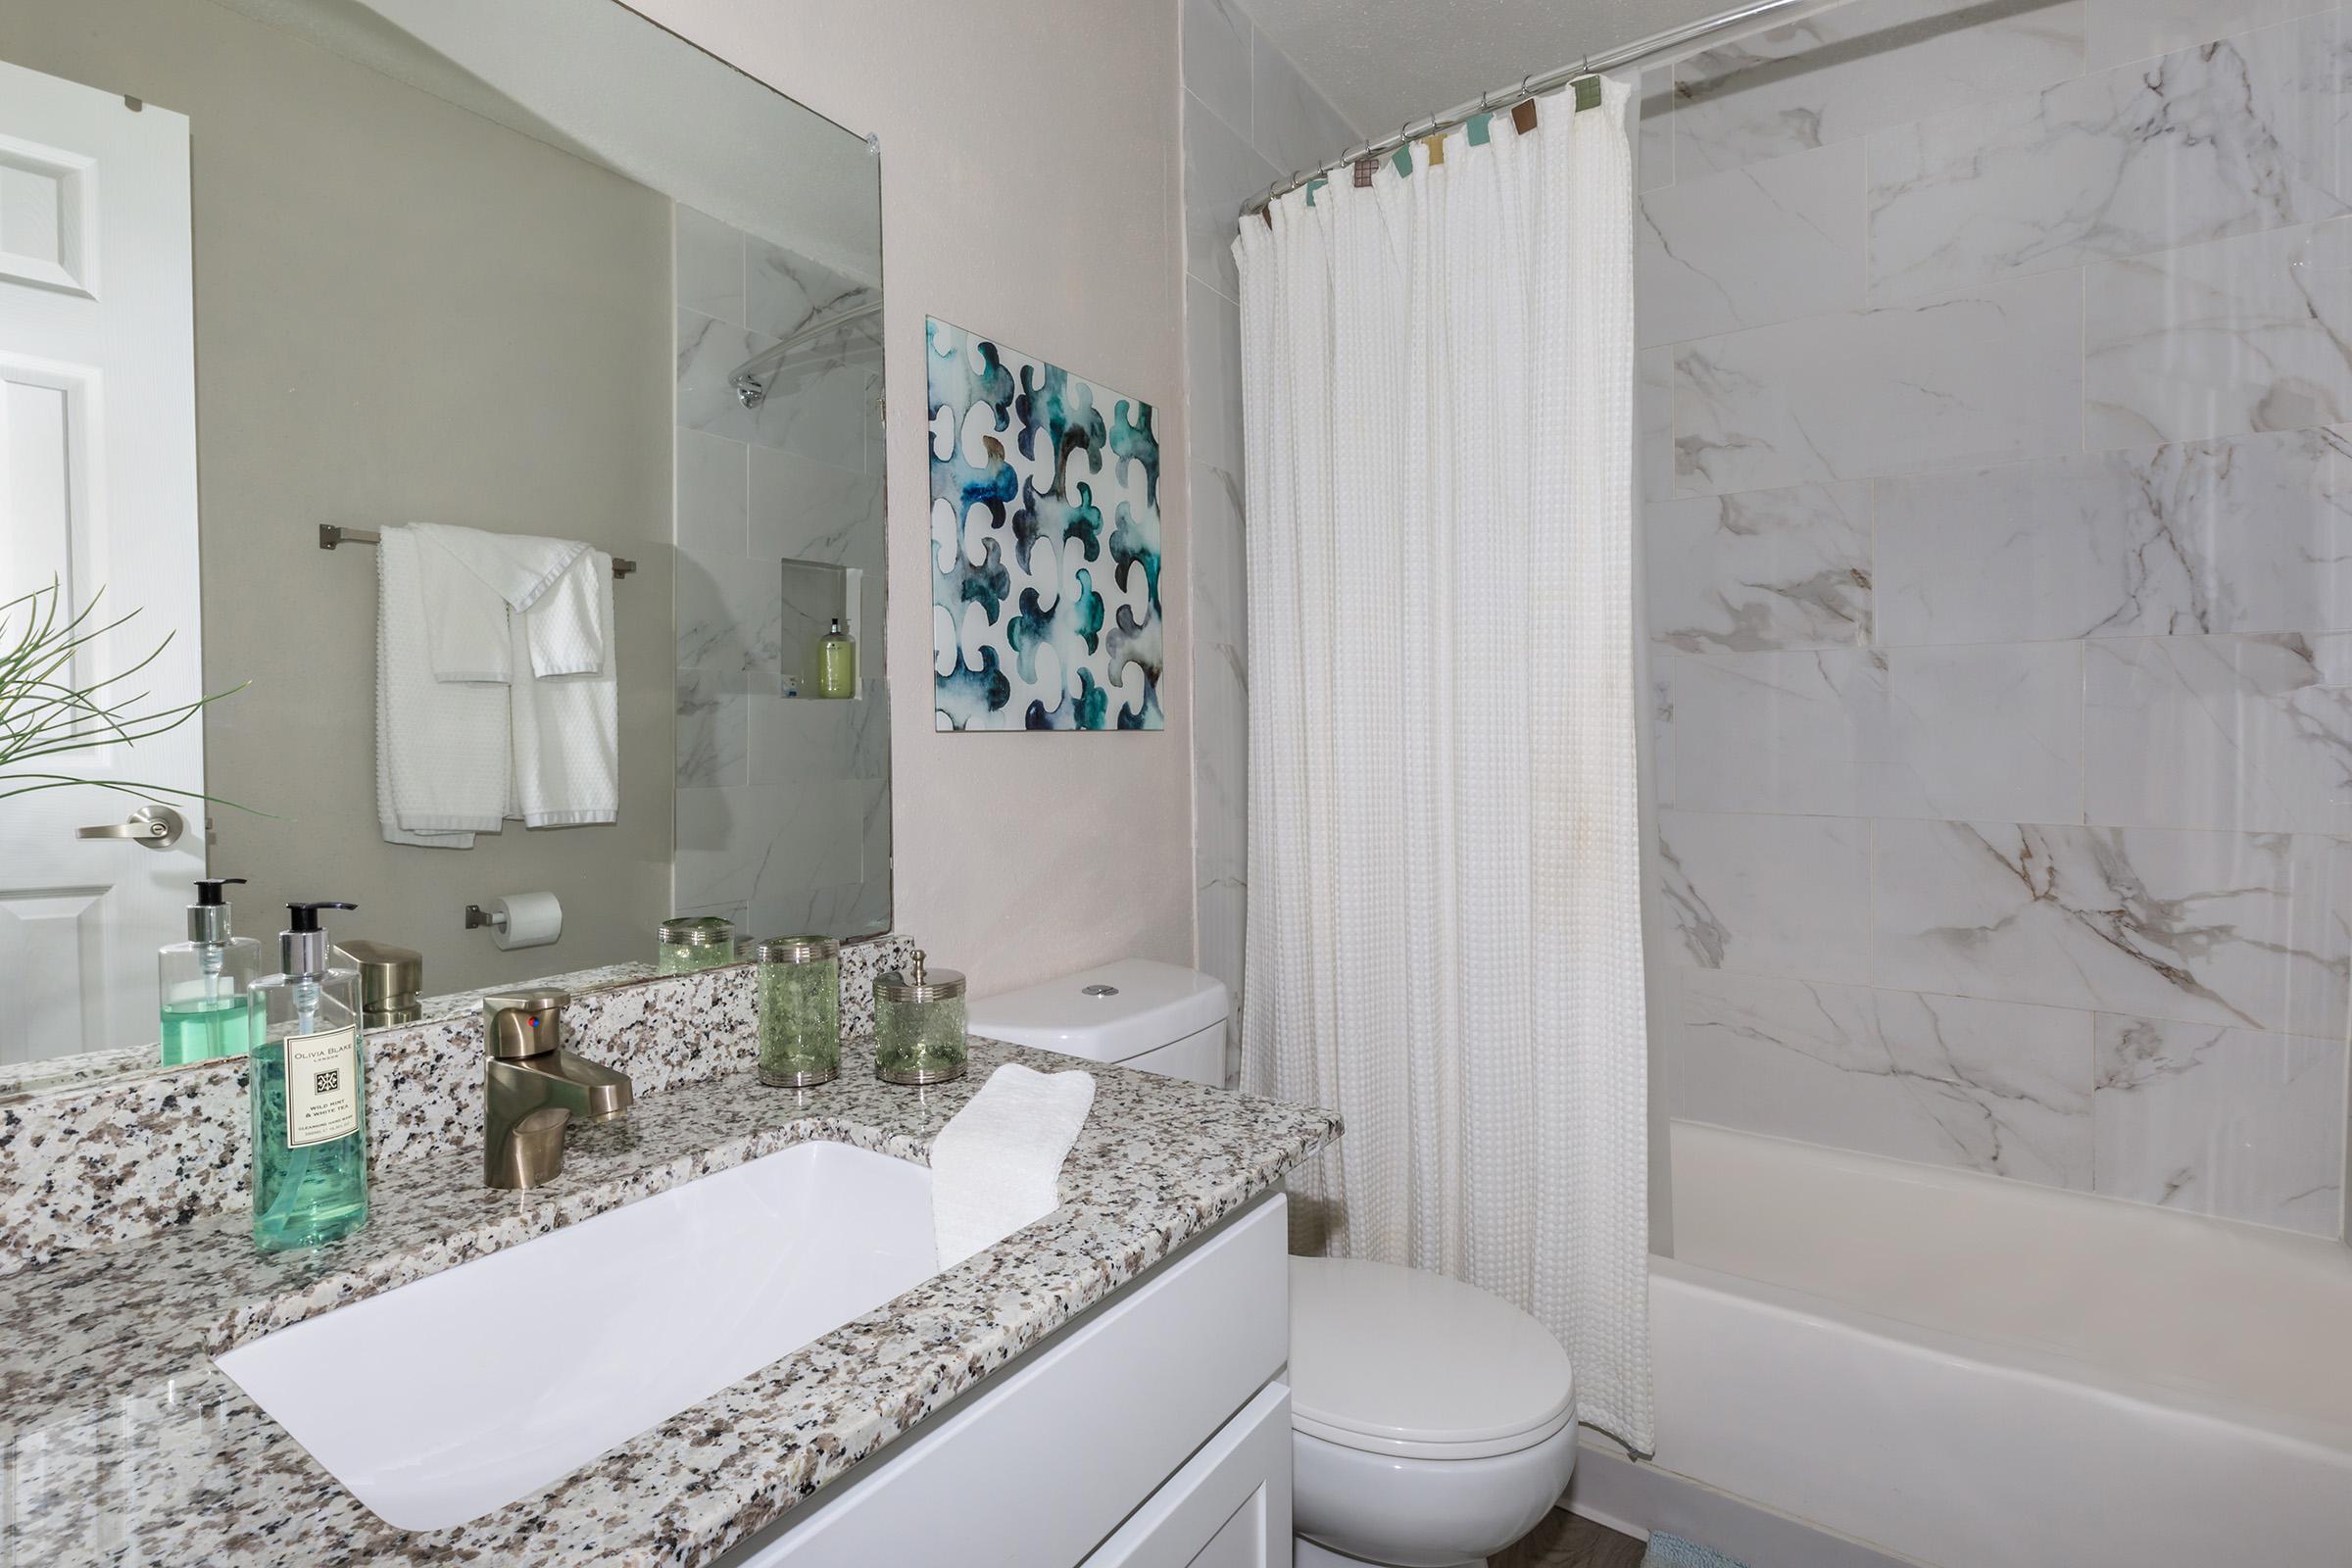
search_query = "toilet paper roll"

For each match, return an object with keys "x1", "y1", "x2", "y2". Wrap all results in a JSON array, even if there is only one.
[{"x1": 488, "y1": 891, "x2": 563, "y2": 951}]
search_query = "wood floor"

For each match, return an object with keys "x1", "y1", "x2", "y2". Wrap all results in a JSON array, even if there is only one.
[{"x1": 1491, "y1": 1507, "x2": 1648, "y2": 1568}]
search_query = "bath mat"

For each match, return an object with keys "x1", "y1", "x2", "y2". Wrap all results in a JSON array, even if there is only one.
[{"x1": 1642, "y1": 1532, "x2": 1746, "y2": 1568}]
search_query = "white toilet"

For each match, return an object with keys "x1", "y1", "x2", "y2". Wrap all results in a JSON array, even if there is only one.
[
  {"x1": 963, "y1": 957, "x2": 1230, "y2": 1086},
  {"x1": 972, "y1": 962, "x2": 1577, "y2": 1568},
  {"x1": 1289, "y1": 1258, "x2": 1578, "y2": 1568}
]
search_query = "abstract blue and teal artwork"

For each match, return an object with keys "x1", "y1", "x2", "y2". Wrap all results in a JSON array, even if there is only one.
[{"x1": 928, "y1": 318, "x2": 1163, "y2": 731}]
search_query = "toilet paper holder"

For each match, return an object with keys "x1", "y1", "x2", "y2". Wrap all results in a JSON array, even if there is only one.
[{"x1": 464, "y1": 904, "x2": 505, "y2": 933}]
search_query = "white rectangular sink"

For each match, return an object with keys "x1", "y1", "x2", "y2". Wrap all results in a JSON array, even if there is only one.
[{"x1": 217, "y1": 1141, "x2": 939, "y2": 1531}]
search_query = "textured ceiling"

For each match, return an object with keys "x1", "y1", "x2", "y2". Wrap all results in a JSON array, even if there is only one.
[{"x1": 1241, "y1": 0, "x2": 1737, "y2": 134}]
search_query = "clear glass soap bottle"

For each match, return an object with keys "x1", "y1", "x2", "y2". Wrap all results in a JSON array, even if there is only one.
[
  {"x1": 249, "y1": 900, "x2": 368, "y2": 1252},
  {"x1": 158, "y1": 876, "x2": 264, "y2": 1066},
  {"x1": 816, "y1": 617, "x2": 857, "y2": 699}
]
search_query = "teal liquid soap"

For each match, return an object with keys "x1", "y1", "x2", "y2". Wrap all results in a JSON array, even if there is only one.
[
  {"x1": 159, "y1": 993, "x2": 256, "y2": 1066},
  {"x1": 250, "y1": 1012, "x2": 368, "y2": 1252}
]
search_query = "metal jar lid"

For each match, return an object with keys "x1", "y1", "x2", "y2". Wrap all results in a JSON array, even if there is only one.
[
  {"x1": 343, "y1": 939, "x2": 423, "y2": 1025},
  {"x1": 874, "y1": 950, "x2": 966, "y2": 1003},
  {"x1": 658, "y1": 914, "x2": 737, "y2": 947},
  {"x1": 757, "y1": 933, "x2": 840, "y2": 964}
]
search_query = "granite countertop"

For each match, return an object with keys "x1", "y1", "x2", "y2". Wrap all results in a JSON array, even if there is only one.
[{"x1": 0, "y1": 1036, "x2": 1339, "y2": 1567}]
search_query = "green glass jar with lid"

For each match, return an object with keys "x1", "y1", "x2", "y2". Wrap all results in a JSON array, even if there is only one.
[
  {"x1": 757, "y1": 934, "x2": 840, "y2": 1087},
  {"x1": 873, "y1": 951, "x2": 967, "y2": 1085},
  {"x1": 657, "y1": 915, "x2": 738, "y2": 974}
]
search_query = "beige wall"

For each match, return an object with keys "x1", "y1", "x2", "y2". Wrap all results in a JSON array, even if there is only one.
[
  {"x1": 630, "y1": 0, "x2": 1196, "y2": 997},
  {"x1": 7, "y1": 0, "x2": 674, "y2": 993}
]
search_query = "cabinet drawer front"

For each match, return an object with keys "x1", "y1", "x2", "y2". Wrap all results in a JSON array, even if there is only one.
[
  {"x1": 736, "y1": 1193, "x2": 1289, "y2": 1567},
  {"x1": 1081, "y1": 1381, "x2": 1292, "y2": 1568}
]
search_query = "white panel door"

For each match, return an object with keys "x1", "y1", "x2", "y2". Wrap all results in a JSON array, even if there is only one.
[{"x1": 0, "y1": 60, "x2": 202, "y2": 1065}]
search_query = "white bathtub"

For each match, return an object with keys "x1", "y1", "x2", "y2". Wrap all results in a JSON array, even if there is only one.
[{"x1": 1639, "y1": 1122, "x2": 2352, "y2": 1568}]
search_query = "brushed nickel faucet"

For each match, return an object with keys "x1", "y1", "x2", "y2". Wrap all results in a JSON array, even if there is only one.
[{"x1": 481, "y1": 989, "x2": 633, "y2": 1189}]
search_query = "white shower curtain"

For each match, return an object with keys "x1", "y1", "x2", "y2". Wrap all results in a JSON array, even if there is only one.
[{"x1": 1234, "y1": 75, "x2": 1651, "y2": 1451}]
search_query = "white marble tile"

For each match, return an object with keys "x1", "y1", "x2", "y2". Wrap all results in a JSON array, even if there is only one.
[
  {"x1": 2083, "y1": 0, "x2": 2337, "y2": 71},
  {"x1": 676, "y1": 554, "x2": 780, "y2": 674},
  {"x1": 1875, "y1": 426, "x2": 2352, "y2": 645},
  {"x1": 1647, "y1": 657, "x2": 1678, "y2": 808},
  {"x1": 747, "y1": 243, "x2": 872, "y2": 344},
  {"x1": 754, "y1": 356, "x2": 877, "y2": 471},
  {"x1": 1859, "y1": 642, "x2": 2084, "y2": 824},
  {"x1": 1194, "y1": 629, "x2": 1249, "y2": 900},
  {"x1": 2084, "y1": 634, "x2": 2352, "y2": 833},
  {"x1": 1644, "y1": 481, "x2": 1873, "y2": 652},
  {"x1": 1675, "y1": 968, "x2": 2095, "y2": 1187},
  {"x1": 1250, "y1": 28, "x2": 1357, "y2": 177},
  {"x1": 1638, "y1": 64, "x2": 1676, "y2": 193},
  {"x1": 676, "y1": 308, "x2": 773, "y2": 445},
  {"x1": 1872, "y1": 820, "x2": 2352, "y2": 1037},
  {"x1": 1191, "y1": 460, "x2": 1248, "y2": 654},
  {"x1": 1673, "y1": 0, "x2": 2086, "y2": 179},
  {"x1": 675, "y1": 668, "x2": 746, "y2": 789},
  {"x1": 1658, "y1": 809, "x2": 1874, "y2": 985},
  {"x1": 674, "y1": 426, "x2": 748, "y2": 564},
  {"x1": 1674, "y1": 649, "x2": 1883, "y2": 815},
  {"x1": 1868, "y1": 14, "x2": 2352, "y2": 304},
  {"x1": 751, "y1": 443, "x2": 883, "y2": 571},
  {"x1": 749, "y1": 684, "x2": 888, "y2": 789},
  {"x1": 673, "y1": 206, "x2": 743, "y2": 328},
  {"x1": 1640, "y1": 345, "x2": 1676, "y2": 503},
  {"x1": 1185, "y1": 88, "x2": 1278, "y2": 301},
  {"x1": 1674, "y1": 270, "x2": 2082, "y2": 496},
  {"x1": 2085, "y1": 216, "x2": 2352, "y2": 449},
  {"x1": 1642, "y1": 141, "x2": 1865, "y2": 345},
  {"x1": 1188, "y1": 277, "x2": 1245, "y2": 475},
  {"x1": 2093, "y1": 1013, "x2": 2347, "y2": 1233},
  {"x1": 1182, "y1": 0, "x2": 1253, "y2": 141},
  {"x1": 674, "y1": 781, "x2": 862, "y2": 911}
]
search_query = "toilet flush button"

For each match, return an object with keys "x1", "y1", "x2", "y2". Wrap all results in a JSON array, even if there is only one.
[{"x1": 1082, "y1": 985, "x2": 1120, "y2": 998}]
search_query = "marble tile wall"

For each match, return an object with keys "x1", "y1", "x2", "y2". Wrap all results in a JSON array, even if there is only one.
[
  {"x1": 671, "y1": 206, "x2": 892, "y2": 941},
  {"x1": 1644, "y1": 0, "x2": 2352, "y2": 1238},
  {"x1": 1181, "y1": 0, "x2": 1361, "y2": 1087}
]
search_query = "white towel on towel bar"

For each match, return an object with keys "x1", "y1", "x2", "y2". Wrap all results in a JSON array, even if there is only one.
[
  {"x1": 408, "y1": 522, "x2": 592, "y2": 683},
  {"x1": 507, "y1": 549, "x2": 618, "y2": 827},
  {"x1": 927, "y1": 1062, "x2": 1098, "y2": 1269},
  {"x1": 375, "y1": 526, "x2": 507, "y2": 847}
]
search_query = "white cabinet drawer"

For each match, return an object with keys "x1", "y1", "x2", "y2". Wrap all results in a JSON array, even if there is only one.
[
  {"x1": 1080, "y1": 1381, "x2": 1292, "y2": 1568},
  {"x1": 730, "y1": 1193, "x2": 1288, "y2": 1567}
]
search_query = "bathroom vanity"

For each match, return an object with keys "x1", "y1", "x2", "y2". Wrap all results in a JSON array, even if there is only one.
[{"x1": 0, "y1": 1035, "x2": 1335, "y2": 1566}]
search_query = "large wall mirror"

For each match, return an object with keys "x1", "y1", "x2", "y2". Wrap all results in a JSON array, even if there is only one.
[{"x1": 0, "y1": 0, "x2": 889, "y2": 1086}]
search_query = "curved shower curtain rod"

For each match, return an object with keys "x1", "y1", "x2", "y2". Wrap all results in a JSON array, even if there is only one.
[{"x1": 1242, "y1": 0, "x2": 1821, "y2": 219}]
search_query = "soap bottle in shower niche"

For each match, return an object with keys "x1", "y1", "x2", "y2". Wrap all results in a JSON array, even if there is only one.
[
  {"x1": 249, "y1": 900, "x2": 369, "y2": 1252},
  {"x1": 158, "y1": 876, "x2": 264, "y2": 1065},
  {"x1": 816, "y1": 616, "x2": 857, "y2": 699}
]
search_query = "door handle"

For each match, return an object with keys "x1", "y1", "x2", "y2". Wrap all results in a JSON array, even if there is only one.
[{"x1": 75, "y1": 804, "x2": 185, "y2": 851}]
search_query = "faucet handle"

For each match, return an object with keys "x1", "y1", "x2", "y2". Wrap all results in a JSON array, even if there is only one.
[
  {"x1": 482, "y1": 988, "x2": 569, "y2": 1058},
  {"x1": 489, "y1": 1104, "x2": 572, "y2": 1190}
]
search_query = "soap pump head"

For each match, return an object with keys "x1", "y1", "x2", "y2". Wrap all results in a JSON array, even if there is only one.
[
  {"x1": 186, "y1": 877, "x2": 246, "y2": 944},
  {"x1": 280, "y1": 900, "x2": 357, "y2": 978},
  {"x1": 828, "y1": 617, "x2": 844, "y2": 638}
]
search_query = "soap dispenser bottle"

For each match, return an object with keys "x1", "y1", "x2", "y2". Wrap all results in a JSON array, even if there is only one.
[
  {"x1": 816, "y1": 616, "x2": 857, "y2": 699},
  {"x1": 158, "y1": 877, "x2": 264, "y2": 1065},
  {"x1": 249, "y1": 900, "x2": 368, "y2": 1252}
]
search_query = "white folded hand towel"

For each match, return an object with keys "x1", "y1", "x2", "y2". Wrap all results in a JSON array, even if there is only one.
[
  {"x1": 375, "y1": 527, "x2": 507, "y2": 847},
  {"x1": 525, "y1": 550, "x2": 606, "y2": 677},
  {"x1": 408, "y1": 521, "x2": 590, "y2": 683},
  {"x1": 508, "y1": 549, "x2": 618, "y2": 827},
  {"x1": 928, "y1": 1062, "x2": 1098, "y2": 1270}
]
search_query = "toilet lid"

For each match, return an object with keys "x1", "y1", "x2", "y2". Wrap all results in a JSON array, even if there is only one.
[{"x1": 1288, "y1": 1256, "x2": 1577, "y2": 1461}]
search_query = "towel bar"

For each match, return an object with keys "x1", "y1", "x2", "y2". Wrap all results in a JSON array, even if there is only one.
[{"x1": 319, "y1": 523, "x2": 637, "y2": 579}]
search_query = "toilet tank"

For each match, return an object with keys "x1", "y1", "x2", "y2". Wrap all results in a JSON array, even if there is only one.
[{"x1": 965, "y1": 959, "x2": 1230, "y2": 1088}]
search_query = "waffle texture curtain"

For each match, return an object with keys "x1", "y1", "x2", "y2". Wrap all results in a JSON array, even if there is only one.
[{"x1": 1233, "y1": 75, "x2": 1651, "y2": 1451}]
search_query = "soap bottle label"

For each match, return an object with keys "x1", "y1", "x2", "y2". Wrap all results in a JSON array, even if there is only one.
[{"x1": 283, "y1": 1026, "x2": 360, "y2": 1149}]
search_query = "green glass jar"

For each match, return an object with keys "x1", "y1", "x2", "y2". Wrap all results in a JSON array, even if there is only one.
[
  {"x1": 757, "y1": 935, "x2": 840, "y2": 1087},
  {"x1": 873, "y1": 951, "x2": 967, "y2": 1085},
  {"x1": 657, "y1": 915, "x2": 737, "y2": 974}
]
